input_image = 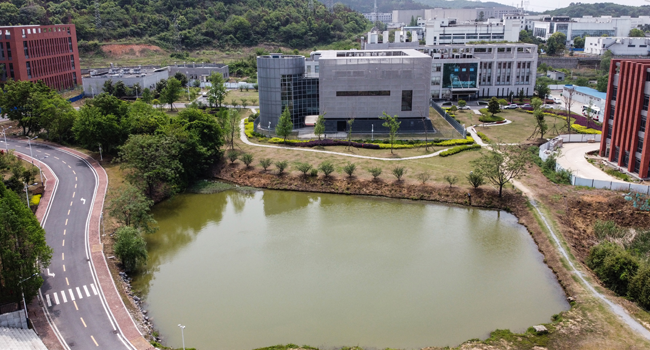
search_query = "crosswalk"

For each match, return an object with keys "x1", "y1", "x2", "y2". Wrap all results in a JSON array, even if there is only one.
[{"x1": 45, "y1": 284, "x2": 98, "y2": 307}]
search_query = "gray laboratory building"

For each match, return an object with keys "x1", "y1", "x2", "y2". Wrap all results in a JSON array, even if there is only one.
[{"x1": 256, "y1": 49, "x2": 432, "y2": 134}]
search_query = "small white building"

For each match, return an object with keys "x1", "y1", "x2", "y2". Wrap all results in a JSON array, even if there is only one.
[
  {"x1": 562, "y1": 85, "x2": 607, "y2": 122},
  {"x1": 546, "y1": 70, "x2": 566, "y2": 81},
  {"x1": 584, "y1": 37, "x2": 650, "y2": 56},
  {"x1": 425, "y1": 18, "x2": 521, "y2": 45}
]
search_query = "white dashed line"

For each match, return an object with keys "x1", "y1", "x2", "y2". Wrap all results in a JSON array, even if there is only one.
[
  {"x1": 90, "y1": 284, "x2": 98, "y2": 295},
  {"x1": 83, "y1": 285, "x2": 90, "y2": 297},
  {"x1": 46, "y1": 294, "x2": 52, "y2": 307},
  {"x1": 53, "y1": 293, "x2": 60, "y2": 305},
  {"x1": 68, "y1": 289, "x2": 75, "y2": 301},
  {"x1": 60, "y1": 291, "x2": 67, "y2": 303}
]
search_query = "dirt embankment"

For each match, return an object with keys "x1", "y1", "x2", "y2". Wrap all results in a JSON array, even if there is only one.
[{"x1": 101, "y1": 44, "x2": 163, "y2": 57}]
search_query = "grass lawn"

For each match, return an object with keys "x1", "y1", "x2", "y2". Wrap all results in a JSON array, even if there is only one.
[
  {"x1": 225, "y1": 90, "x2": 259, "y2": 106},
  {"x1": 456, "y1": 110, "x2": 567, "y2": 144}
]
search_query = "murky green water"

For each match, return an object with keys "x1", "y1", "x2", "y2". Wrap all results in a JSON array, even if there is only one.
[{"x1": 132, "y1": 189, "x2": 568, "y2": 350}]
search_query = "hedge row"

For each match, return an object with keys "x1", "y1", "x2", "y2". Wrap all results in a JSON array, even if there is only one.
[
  {"x1": 439, "y1": 144, "x2": 482, "y2": 157},
  {"x1": 479, "y1": 115, "x2": 505, "y2": 123},
  {"x1": 476, "y1": 131, "x2": 490, "y2": 143}
]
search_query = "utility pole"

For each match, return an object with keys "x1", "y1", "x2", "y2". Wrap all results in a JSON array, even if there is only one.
[{"x1": 94, "y1": 0, "x2": 102, "y2": 40}]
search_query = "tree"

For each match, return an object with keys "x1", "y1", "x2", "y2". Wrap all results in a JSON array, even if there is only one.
[
  {"x1": 530, "y1": 98, "x2": 548, "y2": 139},
  {"x1": 466, "y1": 172, "x2": 484, "y2": 189},
  {"x1": 601, "y1": 50, "x2": 613, "y2": 73},
  {"x1": 488, "y1": 97, "x2": 501, "y2": 116},
  {"x1": 103, "y1": 79, "x2": 115, "y2": 95},
  {"x1": 174, "y1": 72, "x2": 189, "y2": 87},
  {"x1": 342, "y1": 162, "x2": 356, "y2": 178},
  {"x1": 241, "y1": 153, "x2": 254, "y2": 168},
  {"x1": 380, "y1": 112, "x2": 401, "y2": 154},
  {"x1": 36, "y1": 92, "x2": 77, "y2": 143},
  {"x1": 318, "y1": 161, "x2": 335, "y2": 177},
  {"x1": 0, "y1": 80, "x2": 52, "y2": 136},
  {"x1": 274, "y1": 160, "x2": 288, "y2": 174},
  {"x1": 275, "y1": 107, "x2": 293, "y2": 143},
  {"x1": 141, "y1": 88, "x2": 153, "y2": 104},
  {"x1": 368, "y1": 167, "x2": 382, "y2": 180},
  {"x1": 208, "y1": 72, "x2": 228, "y2": 108},
  {"x1": 392, "y1": 166, "x2": 406, "y2": 181},
  {"x1": 458, "y1": 100, "x2": 467, "y2": 108},
  {"x1": 314, "y1": 113, "x2": 326, "y2": 140},
  {"x1": 546, "y1": 32, "x2": 567, "y2": 56},
  {"x1": 0, "y1": 181, "x2": 52, "y2": 302},
  {"x1": 629, "y1": 28, "x2": 645, "y2": 37},
  {"x1": 596, "y1": 74, "x2": 609, "y2": 93},
  {"x1": 227, "y1": 150, "x2": 239, "y2": 163},
  {"x1": 114, "y1": 81, "x2": 128, "y2": 98},
  {"x1": 563, "y1": 87, "x2": 576, "y2": 134},
  {"x1": 535, "y1": 81, "x2": 550, "y2": 100},
  {"x1": 223, "y1": 109, "x2": 241, "y2": 150},
  {"x1": 259, "y1": 158, "x2": 272, "y2": 171},
  {"x1": 518, "y1": 89, "x2": 525, "y2": 103},
  {"x1": 346, "y1": 118, "x2": 354, "y2": 149},
  {"x1": 416, "y1": 172, "x2": 431, "y2": 184},
  {"x1": 574, "y1": 77, "x2": 589, "y2": 86},
  {"x1": 161, "y1": 77, "x2": 182, "y2": 111},
  {"x1": 471, "y1": 143, "x2": 532, "y2": 197},
  {"x1": 295, "y1": 162, "x2": 312, "y2": 177},
  {"x1": 118, "y1": 134, "x2": 183, "y2": 198},
  {"x1": 113, "y1": 226, "x2": 148, "y2": 272},
  {"x1": 72, "y1": 106, "x2": 123, "y2": 154},
  {"x1": 107, "y1": 184, "x2": 156, "y2": 233},
  {"x1": 573, "y1": 36, "x2": 585, "y2": 49},
  {"x1": 519, "y1": 30, "x2": 534, "y2": 44},
  {"x1": 241, "y1": 98, "x2": 248, "y2": 109},
  {"x1": 443, "y1": 175, "x2": 458, "y2": 188}
]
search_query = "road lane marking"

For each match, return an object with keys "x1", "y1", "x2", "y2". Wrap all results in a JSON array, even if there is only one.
[
  {"x1": 62, "y1": 253, "x2": 64, "y2": 260},
  {"x1": 66, "y1": 277, "x2": 69, "y2": 286},
  {"x1": 63, "y1": 229, "x2": 66, "y2": 235},
  {"x1": 75, "y1": 184, "x2": 77, "y2": 189},
  {"x1": 62, "y1": 161, "x2": 66, "y2": 164},
  {"x1": 68, "y1": 289, "x2": 75, "y2": 301},
  {"x1": 80, "y1": 317, "x2": 87, "y2": 328},
  {"x1": 91, "y1": 335, "x2": 98, "y2": 346},
  {"x1": 45, "y1": 153, "x2": 50, "y2": 155},
  {"x1": 53, "y1": 293, "x2": 59, "y2": 305},
  {"x1": 76, "y1": 287, "x2": 83, "y2": 299},
  {"x1": 73, "y1": 300, "x2": 78, "y2": 310},
  {"x1": 62, "y1": 240, "x2": 64, "y2": 247},
  {"x1": 70, "y1": 201, "x2": 73, "y2": 206},
  {"x1": 37, "y1": 150, "x2": 41, "y2": 153},
  {"x1": 75, "y1": 177, "x2": 77, "y2": 181},
  {"x1": 67, "y1": 209, "x2": 70, "y2": 215},
  {"x1": 68, "y1": 165, "x2": 71, "y2": 168},
  {"x1": 54, "y1": 157, "x2": 59, "y2": 159},
  {"x1": 73, "y1": 170, "x2": 76, "y2": 175},
  {"x1": 90, "y1": 284, "x2": 98, "y2": 295},
  {"x1": 83, "y1": 285, "x2": 90, "y2": 297},
  {"x1": 46, "y1": 294, "x2": 52, "y2": 307},
  {"x1": 60, "y1": 291, "x2": 67, "y2": 303},
  {"x1": 63, "y1": 265, "x2": 65, "y2": 272},
  {"x1": 72, "y1": 192, "x2": 75, "y2": 198},
  {"x1": 65, "y1": 219, "x2": 68, "y2": 226}
]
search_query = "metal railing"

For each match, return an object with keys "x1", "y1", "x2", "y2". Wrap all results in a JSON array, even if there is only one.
[{"x1": 430, "y1": 101, "x2": 466, "y2": 138}]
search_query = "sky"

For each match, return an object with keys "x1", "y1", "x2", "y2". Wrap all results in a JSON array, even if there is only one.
[{"x1": 486, "y1": 0, "x2": 648, "y2": 13}]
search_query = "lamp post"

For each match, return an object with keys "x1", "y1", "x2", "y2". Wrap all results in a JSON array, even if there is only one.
[
  {"x1": 98, "y1": 144, "x2": 103, "y2": 161},
  {"x1": 24, "y1": 183, "x2": 30, "y2": 209},
  {"x1": 268, "y1": 121, "x2": 271, "y2": 137},
  {"x1": 371, "y1": 124, "x2": 374, "y2": 141},
  {"x1": 177, "y1": 324, "x2": 186, "y2": 350},
  {"x1": 186, "y1": 71, "x2": 190, "y2": 103},
  {"x1": 1, "y1": 126, "x2": 11, "y2": 152},
  {"x1": 18, "y1": 273, "x2": 38, "y2": 326},
  {"x1": 27, "y1": 136, "x2": 37, "y2": 159}
]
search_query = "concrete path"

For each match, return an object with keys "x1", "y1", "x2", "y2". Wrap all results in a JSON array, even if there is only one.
[
  {"x1": 556, "y1": 143, "x2": 618, "y2": 182},
  {"x1": 239, "y1": 119, "x2": 451, "y2": 161}
]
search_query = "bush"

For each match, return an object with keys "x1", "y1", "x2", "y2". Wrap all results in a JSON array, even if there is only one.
[
  {"x1": 274, "y1": 160, "x2": 288, "y2": 174},
  {"x1": 467, "y1": 172, "x2": 484, "y2": 188},
  {"x1": 479, "y1": 115, "x2": 505, "y2": 123},
  {"x1": 572, "y1": 124, "x2": 602, "y2": 134},
  {"x1": 586, "y1": 242, "x2": 639, "y2": 296},
  {"x1": 114, "y1": 226, "x2": 148, "y2": 272},
  {"x1": 29, "y1": 194, "x2": 42, "y2": 207},
  {"x1": 392, "y1": 166, "x2": 406, "y2": 181},
  {"x1": 433, "y1": 137, "x2": 475, "y2": 147},
  {"x1": 594, "y1": 220, "x2": 624, "y2": 240},
  {"x1": 629, "y1": 262, "x2": 650, "y2": 309},
  {"x1": 342, "y1": 162, "x2": 356, "y2": 177},
  {"x1": 443, "y1": 175, "x2": 458, "y2": 188},
  {"x1": 227, "y1": 150, "x2": 239, "y2": 163},
  {"x1": 439, "y1": 144, "x2": 481, "y2": 157},
  {"x1": 476, "y1": 131, "x2": 490, "y2": 143},
  {"x1": 479, "y1": 108, "x2": 489, "y2": 115},
  {"x1": 368, "y1": 167, "x2": 382, "y2": 180},
  {"x1": 241, "y1": 153, "x2": 254, "y2": 167},
  {"x1": 295, "y1": 162, "x2": 313, "y2": 176},
  {"x1": 259, "y1": 158, "x2": 272, "y2": 171},
  {"x1": 416, "y1": 172, "x2": 431, "y2": 184},
  {"x1": 309, "y1": 168, "x2": 318, "y2": 177},
  {"x1": 319, "y1": 161, "x2": 335, "y2": 177}
]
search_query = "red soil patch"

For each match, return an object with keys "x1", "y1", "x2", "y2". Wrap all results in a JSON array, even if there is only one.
[{"x1": 101, "y1": 44, "x2": 163, "y2": 57}]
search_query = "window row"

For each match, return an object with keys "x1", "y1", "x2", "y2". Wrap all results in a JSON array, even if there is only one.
[
  {"x1": 22, "y1": 38, "x2": 73, "y2": 59},
  {"x1": 26, "y1": 55, "x2": 76, "y2": 79},
  {"x1": 336, "y1": 91, "x2": 390, "y2": 97}
]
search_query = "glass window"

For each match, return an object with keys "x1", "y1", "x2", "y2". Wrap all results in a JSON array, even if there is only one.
[
  {"x1": 641, "y1": 116, "x2": 647, "y2": 132},
  {"x1": 635, "y1": 157, "x2": 641, "y2": 174},
  {"x1": 70, "y1": 55, "x2": 75, "y2": 70},
  {"x1": 9, "y1": 63, "x2": 13, "y2": 79},
  {"x1": 612, "y1": 86, "x2": 617, "y2": 101},
  {"x1": 0, "y1": 43, "x2": 4, "y2": 60},
  {"x1": 336, "y1": 91, "x2": 390, "y2": 97},
  {"x1": 644, "y1": 95, "x2": 649, "y2": 111},
  {"x1": 638, "y1": 137, "x2": 645, "y2": 153},
  {"x1": 6, "y1": 43, "x2": 11, "y2": 60},
  {"x1": 26, "y1": 62, "x2": 31, "y2": 79},
  {"x1": 68, "y1": 37, "x2": 73, "y2": 52},
  {"x1": 401, "y1": 90, "x2": 412, "y2": 112},
  {"x1": 23, "y1": 41, "x2": 29, "y2": 59}
]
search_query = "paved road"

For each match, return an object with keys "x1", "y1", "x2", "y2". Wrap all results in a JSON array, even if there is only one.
[
  {"x1": 2, "y1": 139, "x2": 134, "y2": 350},
  {"x1": 556, "y1": 143, "x2": 618, "y2": 182}
]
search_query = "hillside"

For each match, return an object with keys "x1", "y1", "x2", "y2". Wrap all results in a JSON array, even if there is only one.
[
  {"x1": 543, "y1": 3, "x2": 650, "y2": 17},
  {"x1": 0, "y1": 0, "x2": 369, "y2": 50},
  {"x1": 334, "y1": 0, "x2": 514, "y2": 13}
]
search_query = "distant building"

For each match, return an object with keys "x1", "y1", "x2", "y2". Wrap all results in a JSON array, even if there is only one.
[
  {"x1": 584, "y1": 37, "x2": 650, "y2": 56},
  {"x1": 256, "y1": 50, "x2": 432, "y2": 134},
  {"x1": 82, "y1": 65, "x2": 168, "y2": 97},
  {"x1": 599, "y1": 59, "x2": 650, "y2": 178},
  {"x1": 546, "y1": 70, "x2": 566, "y2": 81},
  {"x1": 532, "y1": 16, "x2": 650, "y2": 44},
  {"x1": 363, "y1": 12, "x2": 392, "y2": 24},
  {"x1": 392, "y1": 8, "x2": 522, "y2": 25},
  {"x1": 562, "y1": 85, "x2": 606, "y2": 122},
  {"x1": 0, "y1": 24, "x2": 82, "y2": 90},
  {"x1": 424, "y1": 18, "x2": 521, "y2": 45},
  {"x1": 168, "y1": 62, "x2": 229, "y2": 84}
]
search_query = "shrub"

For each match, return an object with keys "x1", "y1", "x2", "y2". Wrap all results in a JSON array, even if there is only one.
[
  {"x1": 629, "y1": 262, "x2": 650, "y2": 309},
  {"x1": 392, "y1": 166, "x2": 406, "y2": 181},
  {"x1": 295, "y1": 162, "x2": 313, "y2": 176},
  {"x1": 586, "y1": 242, "x2": 639, "y2": 296},
  {"x1": 476, "y1": 131, "x2": 490, "y2": 143},
  {"x1": 439, "y1": 144, "x2": 481, "y2": 157},
  {"x1": 319, "y1": 161, "x2": 335, "y2": 177},
  {"x1": 467, "y1": 172, "x2": 484, "y2": 188},
  {"x1": 114, "y1": 226, "x2": 147, "y2": 272},
  {"x1": 416, "y1": 172, "x2": 431, "y2": 184},
  {"x1": 479, "y1": 115, "x2": 505, "y2": 123},
  {"x1": 593, "y1": 220, "x2": 624, "y2": 240},
  {"x1": 368, "y1": 167, "x2": 382, "y2": 180},
  {"x1": 433, "y1": 137, "x2": 475, "y2": 147},
  {"x1": 29, "y1": 194, "x2": 42, "y2": 206},
  {"x1": 241, "y1": 153, "x2": 254, "y2": 167},
  {"x1": 259, "y1": 158, "x2": 272, "y2": 171},
  {"x1": 309, "y1": 168, "x2": 318, "y2": 177},
  {"x1": 342, "y1": 162, "x2": 357, "y2": 177},
  {"x1": 227, "y1": 150, "x2": 239, "y2": 163},
  {"x1": 572, "y1": 124, "x2": 602, "y2": 134},
  {"x1": 443, "y1": 175, "x2": 458, "y2": 188},
  {"x1": 274, "y1": 160, "x2": 288, "y2": 174}
]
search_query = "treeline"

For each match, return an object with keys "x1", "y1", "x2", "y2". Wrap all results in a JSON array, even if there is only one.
[
  {"x1": 586, "y1": 220, "x2": 650, "y2": 310},
  {"x1": 0, "y1": 0, "x2": 369, "y2": 49},
  {"x1": 543, "y1": 3, "x2": 650, "y2": 17}
]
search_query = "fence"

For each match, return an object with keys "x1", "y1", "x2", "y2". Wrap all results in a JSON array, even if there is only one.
[
  {"x1": 431, "y1": 101, "x2": 466, "y2": 138},
  {"x1": 559, "y1": 134, "x2": 601, "y2": 143},
  {"x1": 67, "y1": 93, "x2": 84, "y2": 103}
]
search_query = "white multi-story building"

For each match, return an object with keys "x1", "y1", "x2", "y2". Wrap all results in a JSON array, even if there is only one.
[
  {"x1": 421, "y1": 43, "x2": 538, "y2": 100},
  {"x1": 533, "y1": 16, "x2": 650, "y2": 44},
  {"x1": 425, "y1": 18, "x2": 521, "y2": 45},
  {"x1": 585, "y1": 37, "x2": 650, "y2": 56},
  {"x1": 363, "y1": 12, "x2": 392, "y2": 24},
  {"x1": 392, "y1": 8, "x2": 523, "y2": 25}
]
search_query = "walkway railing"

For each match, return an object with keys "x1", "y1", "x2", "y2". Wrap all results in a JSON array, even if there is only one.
[{"x1": 431, "y1": 101, "x2": 466, "y2": 138}]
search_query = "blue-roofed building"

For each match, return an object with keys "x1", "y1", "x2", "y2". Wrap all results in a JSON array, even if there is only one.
[{"x1": 562, "y1": 84, "x2": 607, "y2": 122}]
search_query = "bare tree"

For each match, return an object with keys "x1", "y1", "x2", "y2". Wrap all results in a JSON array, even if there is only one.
[
  {"x1": 420, "y1": 110, "x2": 430, "y2": 152},
  {"x1": 562, "y1": 87, "x2": 576, "y2": 135}
]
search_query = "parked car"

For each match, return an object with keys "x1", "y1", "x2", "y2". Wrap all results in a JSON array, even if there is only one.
[
  {"x1": 541, "y1": 104, "x2": 556, "y2": 109},
  {"x1": 458, "y1": 105, "x2": 471, "y2": 110},
  {"x1": 441, "y1": 101, "x2": 453, "y2": 106},
  {"x1": 520, "y1": 103, "x2": 531, "y2": 108},
  {"x1": 552, "y1": 97, "x2": 562, "y2": 104},
  {"x1": 503, "y1": 104, "x2": 519, "y2": 109}
]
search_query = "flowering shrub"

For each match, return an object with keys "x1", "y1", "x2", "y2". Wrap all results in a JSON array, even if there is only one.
[{"x1": 439, "y1": 144, "x2": 482, "y2": 157}]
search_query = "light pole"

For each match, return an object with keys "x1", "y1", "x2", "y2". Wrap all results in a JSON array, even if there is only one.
[
  {"x1": 18, "y1": 273, "x2": 38, "y2": 326},
  {"x1": 1, "y1": 125, "x2": 11, "y2": 152},
  {"x1": 98, "y1": 144, "x2": 103, "y2": 161},
  {"x1": 268, "y1": 121, "x2": 271, "y2": 137},
  {"x1": 135, "y1": 85, "x2": 139, "y2": 99},
  {"x1": 186, "y1": 71, "x2": 190, "y2": 103},
  {"x1": 177, "y1": 324, "x2": 186, "y2": 350},
  {"x1": 24, "y1": 183, "x2": 30, "y2": 209},
  {"x1": 371, "y1": 124, "x2": 374, "y2": 141},
  {"x1": 27, "y1": 136, "x2": 37, "y2": 159}
]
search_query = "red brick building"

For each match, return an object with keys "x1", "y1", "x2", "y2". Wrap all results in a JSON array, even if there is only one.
[
  {"x1": 599, "y1": 59, "x2": 650, "y2": 178},
  {"x1": 0, "y1": 25, "x2": 82, "y2": 90}
]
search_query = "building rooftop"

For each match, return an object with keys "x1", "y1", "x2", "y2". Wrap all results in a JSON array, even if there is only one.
[
  {"x1": 567, "y1": 85, "x2": 607, "y2": 100},
  {"x1": 318, "y1": 49, "x2": 430, "y2": 59}
]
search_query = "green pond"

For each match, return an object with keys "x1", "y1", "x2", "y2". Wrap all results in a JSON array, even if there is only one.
[{"x1": 131, "y1": 189, "x2": 568, "y2": 349}]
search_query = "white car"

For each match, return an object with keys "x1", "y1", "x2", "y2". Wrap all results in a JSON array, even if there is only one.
[
  {"x1": 458, "y1": 105, "x2": 471, "y2": 110},
  {"x1": 541, "y1": 104, "x2": 556, "y2": 109},
  {"x1": 503, "y1": 104, "x2": 519, "y2": 109}
]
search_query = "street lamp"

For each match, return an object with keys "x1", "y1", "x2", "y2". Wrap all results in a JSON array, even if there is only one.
[
  {"x1": 177, "y1": 324, "x2": 186, "y2": 350},
  {"x1": 186, "y1": 71, "x2": 190, "y2": 103},
  {"x1": 18, "y1": 273, "x2": 38, "y2": 326},
  {"x1": 1, "y1": 126, "x2": 11, "y2": 152},
  {"x1": 371, "y1": 124, "x2": 374, "y2": 141},
  {"x1": 98, "y1": 144, "x2": 103, "y2": 161},
  {"x1": 24, "y1": 182, "x2": 30, "y2": 209},
  {"x1": 27, "y1": 136, "x2": 37, "y2": 159}
]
